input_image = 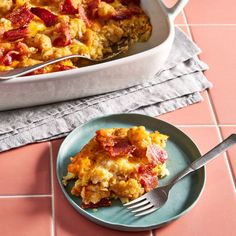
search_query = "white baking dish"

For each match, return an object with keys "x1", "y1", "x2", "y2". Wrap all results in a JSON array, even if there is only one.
[{"x1": 0, "y1": 0, "x2": 189, "y2": 111}]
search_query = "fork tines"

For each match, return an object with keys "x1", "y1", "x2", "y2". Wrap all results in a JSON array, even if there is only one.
[{"x1": 123, "y1": 196, "x2": 156, "y2": 217}]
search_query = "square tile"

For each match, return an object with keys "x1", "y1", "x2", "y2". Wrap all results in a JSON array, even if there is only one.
[
  {"x1": 51, "y1": 139, "x2": 151, "y2": 236},
  {"x1": 0, "y1": 197, "x2": 52, "y2": 236},
  {"x1": 0, "y1": 142, "x2": 51, "y2": 195},
  {"x1": 154, "y1": 127, "x2": 236, "y2": 236},
  {"x1": 163, "y1": 0, "x2": 185, "y2": 25},
  {"x1": 190, "y1": 26, "x2": 236, "y2": 124},
  {"x1": 185, "y1": 0, "x2": 236, "y2": 24},
  {"x1": 159, "y1": 91, "x2": 215, "y2": 125},
  {"x1": 220, "y1": 127, "x2": 236, "y2": 183}
]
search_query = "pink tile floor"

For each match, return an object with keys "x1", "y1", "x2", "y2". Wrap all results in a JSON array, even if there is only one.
[{"x1": 0, "y1": 1, "x2": 236, "y2": 235}]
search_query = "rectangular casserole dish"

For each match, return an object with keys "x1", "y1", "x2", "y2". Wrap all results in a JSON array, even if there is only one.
[{"x1": 0, "y1": 0, "x2": 189, "y2": 111}]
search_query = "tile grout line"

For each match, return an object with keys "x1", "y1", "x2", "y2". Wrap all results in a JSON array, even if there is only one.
[
  {"x1": 205, "y1": 92, "x2": 218, "y2": 126},
  {"x1": 215, "y1": 125, "x2": 236, "y2": 189},
  {"x1": 206, "y1": 92, "x2": 236, "y2": 187},
  {"x1": 218, "y1": 125, "x2": 236, "y2": 127},
  {"x1": 185, "y1": 24, "x2": 236, "y2": 26},
  {"x1": 48, "y1": 142, "x2": 56, "y2": 236},
  {"x1": 0, "y1": 194, "x2": 52, "y2": 199},
  {"x1": 183, "y1": 9, "x2": 218, "y2": 127},
  {"x1": 176, "y1": 124, "x2": 218, "y2": 127},
  {"x1": 182, "y1": 10, "x2": 192, "y2": 38},
  {"x1": 206, "y1": 91, "x2": 236, "y2": 188},
  {"x1": 182, "y1": 12, "x2": 236, "y2": 188}
]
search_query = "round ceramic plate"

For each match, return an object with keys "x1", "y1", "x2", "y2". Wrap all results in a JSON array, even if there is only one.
[{"x1": 57, "y1": 113, "x2": 205, "y2": 231}]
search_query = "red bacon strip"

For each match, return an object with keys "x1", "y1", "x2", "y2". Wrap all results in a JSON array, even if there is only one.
[
  {"x1": 81, "y1": 198, "x2": 111, "y2": 209},
  {"x1": 56, "y1": 64, "x2": 74, "y2": 71},
  {"x1": 88, "y1": 0, "x2": 101, "y2": 11},
  {"x1": 53, "y1": 22, "x2": 72, "y2": 47},
  {"x1": 0, "y1": 50, "x2": 19, "y2": 66},
  {"x1": 61, "y1": 0, "x2": 78, "y2": 15},
  {"x1": 111, "y1": 5, "x2": 142, "y2": 20},
  {"x1": 31, "y1": 7, "x2": 58, "y2": 27},
  {"x1": 3, "y1": 27, "x2": 28, "y2": 41},
  {"x1": 14, "y1": 42, "x2": 31, "y2": 55},
  {"x1": 0, "y1": 42, "x2": 36, "y2": 66},
  {"x1": 96, "y1": 130, "x2": 136, "y2": 157},
  {"x1": 27, "y1": 68, "x2": 46, "y2": 76},
  {"x1": 78, "y1": 5, "x2": 91, "y2": 26},
  {"x1": 103, "y1": 0, "x2": 114, "y2": 3},
  {"x1": 0, "y1": 49, "x2": 4, "y2": 58},
  {"x1": 111, "y1": 139, "x2": 136, "y2": 157},
  {"x1": 6, "y1": 5, "x2": 34, "y2": 28},
  {"x1": 121, "y1": 0, "x2": 140, "y2": 6},
  {"x1": 138, "y1": 164, "x2": 158, "y2": 191},
  {"x1": 87, "y1": 0, "x2": 100, "y2": 18},
  {"x1": 140, "y1": 174, "x2": 158, "y2": 191},
  {"x1": 146, "y1": 144, "x2": 168, "y2": 165}
]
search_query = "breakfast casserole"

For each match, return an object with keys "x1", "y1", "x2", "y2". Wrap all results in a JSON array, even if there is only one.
[
  {"x1": 0, "y1": 0, "x2": 152, "y2": 74},
  {"x1": 62, "y1": 126, "x2": 169, "y2": 208}
]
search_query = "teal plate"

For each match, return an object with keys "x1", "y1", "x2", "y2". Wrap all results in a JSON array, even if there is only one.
[{"x1": 57, "y1": 113, "x2": 205, "y2": 231}]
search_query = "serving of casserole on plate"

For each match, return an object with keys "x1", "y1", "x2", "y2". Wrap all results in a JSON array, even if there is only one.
[
  {"x1": 62, "y1": 126, "x2": 169, "y2": 209},
  {"x1": 0, "y1": 0, "x2": 152, "y2": 74}
]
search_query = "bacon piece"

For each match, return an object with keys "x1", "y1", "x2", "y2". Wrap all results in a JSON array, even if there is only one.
[
  {"x1": 0, "y1": 49, "x2": 4, "y2": 58},
  {"x1": 88, "y1": 0, "x2": 100, "y2": 11},
  {"x1": 138, "y1": 164, "x2": 158, "y2": 191},
  {"x1": 81, "y1": 198, "x2": 111, "y2": 209},
  {"x1": 146, "y1": 144, "x2": 168, "y2": 165},
  {"x1": 53, "y1": 22, "x2": 72, "y2": 47},
  {"x1": 138, "y1": 164, "x2": 155, "y2": 175},
  {"x1": 31, "y1": 7, "x2": 58, "y2": 27},
  {"x1": 88, "y1": 0, "x2": 101, "y2": 12},
  {"x1": 140, "y1": 174, "x2": 158, "y2": 191},
  {"x1": 103, "y1": 0, "x2": 114, "y2": 3},
  {"x1": 121, "y1": 0, "x2": 140, "y2": 6},
  {"x1": 14, "y1": 42, "x2": 32, "y2": 56},
  {"x1": 96, "y1": 130, "x2": 136, "y2": 157},
  {"x1": 61, "y1": 0, "x2": 78, "y2": 15},
  {"x1": 6, "y1": 5, "x2": 34, "y2": 28},
  {"x1": 111, "y1": 9, "x2": 130, "y2": 20},
  {"x1": 111, "y1": 139, "x2": 136, "y2": 157},
  {"x1": 3, "y1": 27, "x2": 28, "y2": 41},
  {"x1": 27, "y1": 68, "x2": 46, "y2": 76},
  {"x1": 111, "y1": 6, "x2": 142, "y2": 20},
  {"x1": 56, "y1": 64, "x2": 74, "y2": 71},
  {"x1": 78, "y1": 5, "x2": 91, "y2": 26},
  {"x1": 0, "y1": 50, "x2": 19, "y2": 66}
]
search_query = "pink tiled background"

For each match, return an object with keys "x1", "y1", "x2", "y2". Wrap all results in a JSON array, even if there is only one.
[{"x1": 0, "y1": 1, "x2": 236, "y2": 235}]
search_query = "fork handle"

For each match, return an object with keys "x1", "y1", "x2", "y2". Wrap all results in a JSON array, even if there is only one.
[{"x1": 168, "y1": 134, "x2": 236, "y2": 188}]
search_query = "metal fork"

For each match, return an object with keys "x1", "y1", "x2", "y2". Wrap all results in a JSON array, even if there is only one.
[
  {"x1": 124, "y1": 133, "x2": 236, "y2": 217},
  {"x1": 0, "y1": 40, "x2": 129, "y2": 80}
]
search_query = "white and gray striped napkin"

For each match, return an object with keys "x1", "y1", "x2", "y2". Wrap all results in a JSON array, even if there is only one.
[{"x1": 0, "y1": 27, "x2": 212, "y2": 152}]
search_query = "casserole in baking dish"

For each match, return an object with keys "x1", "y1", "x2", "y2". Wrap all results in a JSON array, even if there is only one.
[
  {"x1": 0, "y1": 0, "x2": 189, "y2": 111},
  {"x1": 0, "y1": 0, "x2": 152, "y2": 74}
]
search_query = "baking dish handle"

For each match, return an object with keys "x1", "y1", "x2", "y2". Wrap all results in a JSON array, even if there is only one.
[{"x1": 160, "y1": 0, "x2": 189, "y2": 21}]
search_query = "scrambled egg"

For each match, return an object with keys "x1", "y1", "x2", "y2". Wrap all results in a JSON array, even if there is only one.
[
  {"x1": 0, "y1": 0, "x2": 152, "y2": 74},
  {"x1": 63, "y1": 126, "x2": 169, "y2": 208}
]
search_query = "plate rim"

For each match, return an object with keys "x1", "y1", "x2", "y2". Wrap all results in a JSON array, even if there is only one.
[{"x1": 56, "y1": 113, "x2": 206, "y2": 231}]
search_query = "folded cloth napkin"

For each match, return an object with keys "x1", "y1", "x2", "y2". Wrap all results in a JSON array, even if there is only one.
[{"x1": 0, "y1": 27, "x2": 212, "y2": 152}]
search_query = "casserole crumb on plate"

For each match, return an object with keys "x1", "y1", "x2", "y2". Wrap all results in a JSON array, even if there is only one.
[
  {"x1": 62, "y1": 126, "x2": 169, "y2": 209},
  {"x1": 0, "y1": 0, "x2": 152, "y2": 74}
]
